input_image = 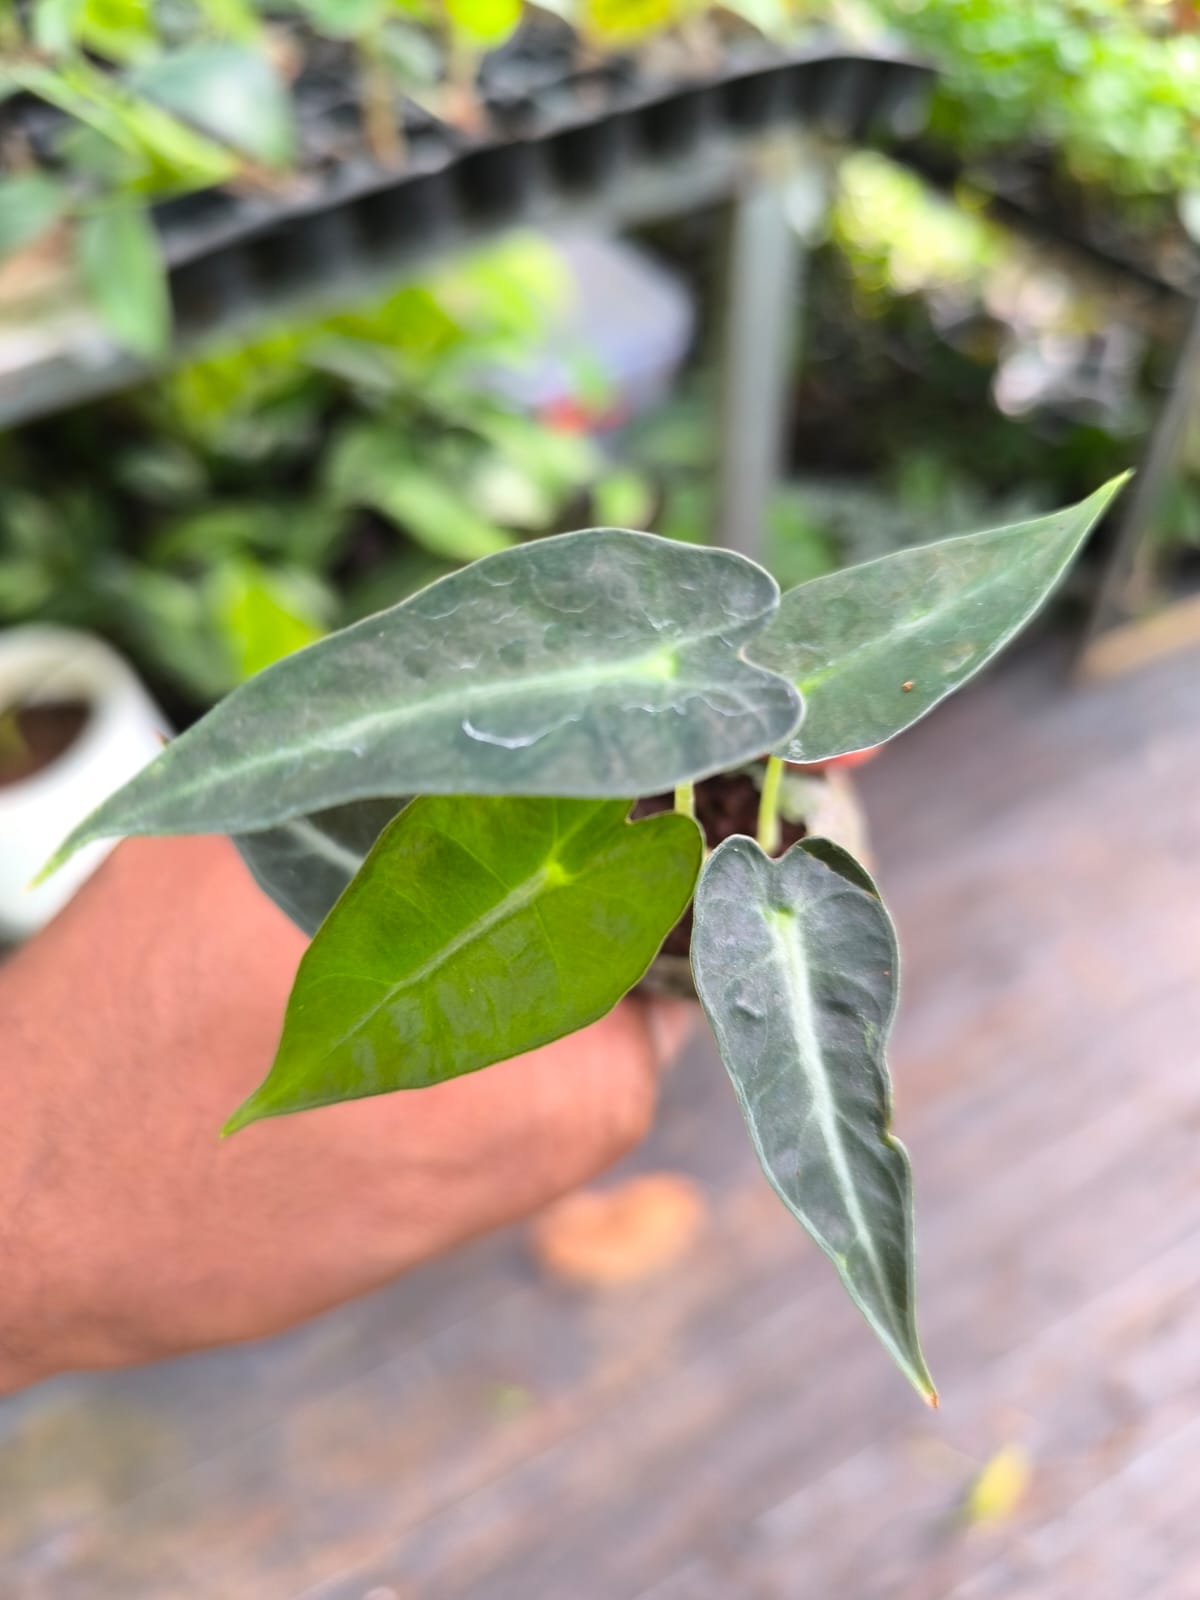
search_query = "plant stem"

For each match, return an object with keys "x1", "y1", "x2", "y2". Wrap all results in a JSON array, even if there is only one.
[
  {"x1": 358, "y1": 41, "x2": 404, "y2": 167},
  {"x1": 756, "y1": 755, "x2": 784, "y2": 856},
  {"x1": 674, "y1": 780, "x2": 695, "y2": 818}
]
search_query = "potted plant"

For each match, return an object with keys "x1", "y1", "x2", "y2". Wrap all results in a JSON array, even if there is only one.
[
  {"x1": 42, "y1": 473, "x2": 1127, "y2": 1401},
  {"x1": 0, "y1": 625, "x2": 167, "y2": 939}
]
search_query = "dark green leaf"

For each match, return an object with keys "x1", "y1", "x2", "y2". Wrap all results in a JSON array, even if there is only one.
[
  {"x1": 77, "y1": 199, "x2": 170, "y2": 358},
  {"x1": 225, "y1": 796, "x2": 702, "y2": 1131},
  {"x1": 691, "y1": 834, "x2": 935, "y2": 1401},
  {"x1": 46, "y1": 530, "x2": 800, "y2": 864},
  {"x1": 236, "y1": 797, "x2": 405, "y2": 936},
  {"x1": 129, "y1": 44, "x2": 295, "y2": 167},
  {"x1": 0, "y1": 175, "x2": 66, "y2": 263},
  {"x1": 751, "y1": 476, "x2": 1130, "y2": 762}
]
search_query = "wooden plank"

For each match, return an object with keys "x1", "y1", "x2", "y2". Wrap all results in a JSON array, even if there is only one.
[{"x1": 3, "y1": 637, "x2": 1200, "y2": 1599}]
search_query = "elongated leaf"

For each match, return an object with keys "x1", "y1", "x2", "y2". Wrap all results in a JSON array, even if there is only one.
[
  {"x1": 235, "y1": 797, "x2": 404, "y2": 936},
  {"x1": 690, "y1": 834, "x2": 935, "y2": 1401},
  {"x1": 77, "y1": 199, "x2": 170, "y2": 358},
  {"x1": 46, "y1": 530, "x2": 801, "y2": 865},
  {"x1": 751, "y1": 476, "x2": 1129, "y2": 762},
  {"x1": 130, "y1": 44, "x2": 295, "y2": 167},
  {"x1": 225, "y1": 796, "x2": 702, "y2": 1132}
]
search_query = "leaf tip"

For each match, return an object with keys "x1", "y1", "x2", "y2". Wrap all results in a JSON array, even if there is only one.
[{"x1": 220, "y1": 1097, "x2": 264, "y2": 1138}]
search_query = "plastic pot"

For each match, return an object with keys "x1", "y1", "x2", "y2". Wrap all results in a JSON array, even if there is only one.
[{"x1": 0, "y1": 627, "x2": 169, "y2": 941}]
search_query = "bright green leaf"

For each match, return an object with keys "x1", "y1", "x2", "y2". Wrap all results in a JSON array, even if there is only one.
[
  {"x1": 751, "y1": 476, "x2": 1130, "y2": 762},
  {"x1": 444, "y1": 0, "x2": 522, "y2": 46},
  {"x1": 130, "y1": 44, "x2": 295, "y2": 167},
  {"x1": 236, "y1": 797, "x2": 405, "y2": 935},
  {"x1": 209, "y1": 560, "x2": 330, "y2": 681},
  {"x1": 690, "y1": 834, "x2": 935, "y2": 1402},
  {"x1": 45, "y1": 529, "x2": 801, "y2": 864},
  {"x1": 77, "y1": 198, "x2": 171, "y2": 357},
  {"x1": 583, "y1": 0, "x2": 675, "y2": 41},
  {"x1": 225, "y1": 795, "x2": 702, "y2": 1131},
  {"x1": 0, "y1": 175, "x2": 67, "y2": 263}
]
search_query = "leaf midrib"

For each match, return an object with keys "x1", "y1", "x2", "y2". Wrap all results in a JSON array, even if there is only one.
[
  {"x1": 768, "y1": 899, "x2": 898, "y2": 1333},
  {"x1": 295, "y1": 802, "x2": 612, "y2": 1075},
  {"x1": 138, "y1": 623, "x2": 780, "y2": 814}
]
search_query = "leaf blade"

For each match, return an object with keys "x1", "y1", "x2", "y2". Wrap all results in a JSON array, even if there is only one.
[
  {"x1": 690, "y1": 834, "x2": 935, "y2": 1401},
  {"x1": 48, "y1": 529, "x2": 802, "y2": 863},
  {"x1": 751, "y1": 475, "x2": 1129, "y2": 762},
  {"x1": 226, "y1": 796, "x2": 702, "y2": 1131}
]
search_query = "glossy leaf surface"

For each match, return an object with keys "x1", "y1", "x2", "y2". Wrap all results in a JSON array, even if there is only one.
[
  {"x1": 49, "y1": 529, "x2": 801, "y2": 862},
  {"x1": 225, "y1": 796, "x2": 702, "y2": 1131},
  {"x1": 691, "y1": 834, "x2": 935, "y2": 1401},
  {"x1": 235, "y1": 797, "x2": 404, "y2": 936},
  {"x1": 751, "y1": 476, "x2": 1128, "y2": 762}
]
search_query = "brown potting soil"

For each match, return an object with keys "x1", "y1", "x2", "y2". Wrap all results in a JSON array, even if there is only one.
[
  {"x1": 0, "y1": 703, "x2": 90, "y2": 789},
  {"x1": 633, "y1": 769, "x2": 807, "y2": 959}
]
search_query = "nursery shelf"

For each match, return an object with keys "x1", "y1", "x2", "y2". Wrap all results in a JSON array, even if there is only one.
[{"x1": 0, "y1": 42, "x2": 932, "y2": 430}]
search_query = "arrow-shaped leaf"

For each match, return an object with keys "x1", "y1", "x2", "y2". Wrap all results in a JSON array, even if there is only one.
[
  {"x1": 690, "y1": 834, "x2": 935, "y2": 1401},
  {"x1": 225, "y1": 795, "x2": 702, "y2": 1132},
  {"x1": 750, "y1": 475, "x2": 1129, "y2": 762},
  {"x1": 46, "y1": 529, "x2": 801, "y2": 867},
  {"x1": 235, "y1": 797, "x2": 405, "y2": 936}
]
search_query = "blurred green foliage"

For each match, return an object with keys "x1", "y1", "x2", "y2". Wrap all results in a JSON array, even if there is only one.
[
  {"x1": 874, "y1": 0, "x2": 1200, "y2": 202},
  {"x1": 0, "y1": 232, "x2": 619, "y2": 705}
]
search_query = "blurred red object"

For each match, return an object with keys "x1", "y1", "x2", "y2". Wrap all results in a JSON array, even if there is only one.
[{"x1": 786, "y1": 746, "x2": 882, "y2": 775}]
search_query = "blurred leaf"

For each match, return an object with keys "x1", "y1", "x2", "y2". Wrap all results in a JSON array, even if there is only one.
[
  {"x1": 77, "y1": 199, "x2": 171, "y2": 358},
  {"x1": 583, "y1": 0, "x2": 676, "y2": 41},
  {"x1": 113, "y1": 439, "x2": 208, "y2": 504},
  {"x1": 76, "y1": 0, "x2": 159, "y2": 62},
  {"x1": 965, "y1": 1446, "x2": 1031, "y2": 1525},
  {"x1": 130, "y1": 44, "x2": 296, "y2": 167},
  {"x1": 593, "y1": 468, "x2": 655, "y2": 530},
  {"x1": 326, "y1": 424, "x2": 516, "y2": 560},
  {"x1": 444, "y1": 0, "x2": 522, "y2": 45},
  {"x1": 0, "y1": 175, "x2": 67, "y2": 263},
  {"x1": 468, "y1": 457, "x2": 554, "y2": 530},
  {"x1": 210, "y1": 560, "x2": 331, "y2": 681},
  {"x1": 150, "y1": 501, "x2": 342, "y2": 567},
  {"x1": 11, "y1": 59, "x2": 235, "y2": 189},
  {"x1": 32, "y1": 0, "x2": 87, "y2": 55},
  {"x1": 283, "y1": 0, "x2": 389, "y2": 37},
  {"x1": 192, "y1": 0, "x2": 262, "y2": 37}
]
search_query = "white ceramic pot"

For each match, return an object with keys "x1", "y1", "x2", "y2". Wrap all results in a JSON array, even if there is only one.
[{"x1": 0, "y1": 626, "x2": 169, "y2": 940}]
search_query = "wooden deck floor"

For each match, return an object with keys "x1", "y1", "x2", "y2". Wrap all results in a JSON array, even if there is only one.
[{"x1": 3, "y1": 638, "x2": 1200, "y2": 1600}]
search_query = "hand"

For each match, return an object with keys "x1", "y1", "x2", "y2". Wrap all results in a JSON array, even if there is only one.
[{"x1": 0, "y1": 835, "x2": 690, "y2": 1392}]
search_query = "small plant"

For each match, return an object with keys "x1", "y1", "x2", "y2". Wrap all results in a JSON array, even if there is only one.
[{"x1": 44, "y1": 474, "x2": 1127, "y2": 1399}]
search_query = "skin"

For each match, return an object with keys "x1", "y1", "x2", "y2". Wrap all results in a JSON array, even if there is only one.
[{"x1": 0, "y1": 836, "x2": 690, "y2": 1395}]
